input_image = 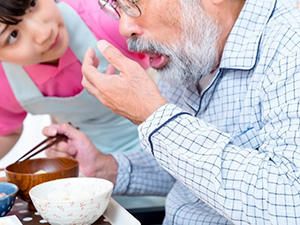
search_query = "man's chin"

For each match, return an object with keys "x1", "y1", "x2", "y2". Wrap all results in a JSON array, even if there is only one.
[
  {"x1": 156, "y1": 66, "x2": 182, "y2": 86},
  {"x1": 157, "y1": 64, "x2": 204, "y2": 87}
]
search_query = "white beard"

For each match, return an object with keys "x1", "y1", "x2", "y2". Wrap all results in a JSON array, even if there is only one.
[{"x1": 128, "y1": 1, "x2": 221, "y2": 86}]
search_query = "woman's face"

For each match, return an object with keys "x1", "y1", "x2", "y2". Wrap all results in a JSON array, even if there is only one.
[{"x1": 0, "y1": 0, "x2": 69, "y2": 66}]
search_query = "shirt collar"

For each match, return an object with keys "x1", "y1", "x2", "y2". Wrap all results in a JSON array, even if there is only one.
[
  {"x1": 219, "y1": 0, "x2": 276, "y2": 70},
  {"x1": 24, "y1": 47, "x2": 77, "y2": 85}
]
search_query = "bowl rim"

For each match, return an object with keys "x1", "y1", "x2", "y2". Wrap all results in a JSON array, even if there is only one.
[
  {"x1": 29, "y1": 177, "x2": 113, "y2": 203},
  {"x1": 4, "y1": 157, "x2": 79, "y2": 175},
  {"x1": 0, "y1": 182, "x2": 19, "y2": 198}
]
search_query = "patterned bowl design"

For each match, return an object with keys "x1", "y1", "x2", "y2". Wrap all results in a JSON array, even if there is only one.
[
  {"x1": 29, "y1": 177, "x2": 113, "y2": 225},
  {"x1": 0, "y1": 182, "x2": 18, "y2": 217}
]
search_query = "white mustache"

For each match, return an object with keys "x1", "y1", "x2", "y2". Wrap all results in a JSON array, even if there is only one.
[{"x1": 127, "y1": 38, "x2": 174, "y2": 57}]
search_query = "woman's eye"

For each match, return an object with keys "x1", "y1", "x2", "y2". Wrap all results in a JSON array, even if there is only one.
[
  {"x1": 29, "y1": 0, "x2": 37, "y2": 9},
  {"x1": 7, "y1": 30, "x2": 19, "y2": 44}
]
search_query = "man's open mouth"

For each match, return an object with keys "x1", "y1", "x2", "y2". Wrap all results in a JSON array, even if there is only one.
[{"x1": 144, "y1": 51, "x2": 169, "y2": 69}]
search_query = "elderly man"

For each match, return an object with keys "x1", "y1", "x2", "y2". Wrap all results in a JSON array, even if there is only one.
[{"x1": 44, "y1": 0, "x2": 300, "y2": 224}]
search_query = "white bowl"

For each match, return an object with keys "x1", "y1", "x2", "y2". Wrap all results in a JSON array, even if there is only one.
[{"x1": 29, "y1": 177, "x2": 113, "y2": 225}]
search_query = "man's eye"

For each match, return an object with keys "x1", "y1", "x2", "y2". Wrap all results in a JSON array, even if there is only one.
[
  {"x1": 29, "y1": 0, "x2": 37, "y2": 9},
  {"x1": 7, "y1": 30, "x2": 19, "y2": 44}
]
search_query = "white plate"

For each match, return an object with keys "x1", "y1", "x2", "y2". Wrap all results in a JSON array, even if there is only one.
[{"x1": 104, "y1": 198, "x2": 141, "y2": 225}]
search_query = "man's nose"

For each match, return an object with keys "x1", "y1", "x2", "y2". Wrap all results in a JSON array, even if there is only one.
[{"x1": 119, "y1": 12, "x2": 143, "y2": 38}]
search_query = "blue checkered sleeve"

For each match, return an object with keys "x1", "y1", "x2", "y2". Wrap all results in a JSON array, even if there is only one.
[{"x1": 112, "y1": 150, "x2": 175, "y2": 196}]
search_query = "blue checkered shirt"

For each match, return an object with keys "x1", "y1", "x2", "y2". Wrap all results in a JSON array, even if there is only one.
[{"x1": 113, "y1": 0, "x2": 300, "y2": 224}]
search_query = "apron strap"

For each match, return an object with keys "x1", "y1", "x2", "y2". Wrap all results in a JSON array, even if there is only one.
[
  {"x1": 57, "y1": 2, "x2": 109, "y2": 70},
  {"x1": 2, "y1": 62, "x2": 43, "y2": 102}
]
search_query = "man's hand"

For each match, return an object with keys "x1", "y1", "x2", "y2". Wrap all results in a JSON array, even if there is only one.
[
  {"x1": 82, "y1": 40, "x2": 168, "y2": 125},
  {"x1": 42, "y1": 123, "x2": 118, "y2": 184}
]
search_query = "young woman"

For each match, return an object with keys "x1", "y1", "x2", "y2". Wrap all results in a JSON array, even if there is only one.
[{"x1": 0, "y1": 0, "x2": 149, "y2": 158}]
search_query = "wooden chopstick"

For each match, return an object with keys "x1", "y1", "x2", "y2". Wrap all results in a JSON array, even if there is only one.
[{"x1": 15, "y1": 134, "x2": 68, "y2": 163}]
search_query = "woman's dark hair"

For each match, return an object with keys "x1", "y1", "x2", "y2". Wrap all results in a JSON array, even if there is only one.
[{"x1": 0, "y1": 0, "x2": 31, "y2": 25}]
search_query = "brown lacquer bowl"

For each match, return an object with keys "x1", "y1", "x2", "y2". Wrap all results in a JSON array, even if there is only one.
[{"x1": 5, "y1": 157, "x2": 79, "y2": 208}]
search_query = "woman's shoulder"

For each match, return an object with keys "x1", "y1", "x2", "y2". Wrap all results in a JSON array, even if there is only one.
[
  {"x1": 0, "y1": 62, "x2": 8, "y2": 82},
  {"x1": 58, "y1": 0, "x2": 101, "y2": 15},
  {"x1": 0, "y1": 62, "x2": 20, "y2": 105},
  {"x1": 57, "y1": 0, "x2": 117, "y2": 38},
  {"x1": 57, "y1": 0, "x2": 125, "y2": 50},
  {"x1": 57, "y1": 0, "x2": 80, "y2": 10},
  {"x1": 0, "y1": 62, "x2": 15, "y2": 91}
]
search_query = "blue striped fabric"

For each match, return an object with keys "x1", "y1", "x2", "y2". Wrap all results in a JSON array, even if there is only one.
[{"x1": 113, "y1": 0, "x2": 300, "y2": 224}]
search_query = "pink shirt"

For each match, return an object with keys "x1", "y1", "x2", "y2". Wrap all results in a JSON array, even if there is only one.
[{"x1": 0, "y1": 0, "x2": 148, "y2": 135}]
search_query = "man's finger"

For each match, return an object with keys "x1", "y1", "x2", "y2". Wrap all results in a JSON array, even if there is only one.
[
  {"x1": 82, "y1": 48, "x2": 102, "y2": 77},
  {"x1": 45, "y1": 148, "x2": 68, "y2": 158},
  {"x1": 105, "y1": 64, "x2": 116, "y2": 75},
  {"x1": 83, "y1": 47, "x2": 99, "y2": 68},
  {"x1": 82, "y1": 48, "x2": 107, "y2": 91},
  {"x1": 42, "y1": 125, "x2": 58, "y2": 137},
  {"x1": 81, "y1": 76, "x2": 101, "y2": 98},
  {"x1": 97, "y1": 40, "x2": 137, "y2": 74}
]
